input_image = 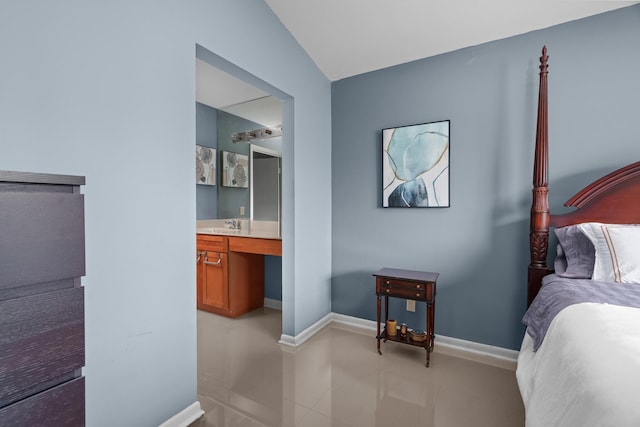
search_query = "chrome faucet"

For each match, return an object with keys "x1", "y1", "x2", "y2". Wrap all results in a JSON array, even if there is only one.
[{"x1": 224, "y1": 219, "x2": 241, "y2": 229}]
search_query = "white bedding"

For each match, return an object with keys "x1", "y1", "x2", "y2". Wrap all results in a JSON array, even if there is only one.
[{"x1": 517, "y1": 302, "x2": 640, "y2": 427}]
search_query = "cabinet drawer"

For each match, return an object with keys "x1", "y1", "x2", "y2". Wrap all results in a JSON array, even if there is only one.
[
  {"x1": 0, "y1": 377, "x2": 84, "y2": 426},
  {"x1": 197, "y1": 235, "x2": 228, "y2": 252},
  {"x1": 228, "y1": 237, "x2": 282, "y2": 256},
  {"x1": 378, "y1": 278, "x2": 435, "y2": 301},
  {"x1": 0, "y1": 286, "x2": 84, "y2": 408}
]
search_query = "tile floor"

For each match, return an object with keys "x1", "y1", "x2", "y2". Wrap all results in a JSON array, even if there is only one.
[{"x1": 192, "y1": 308, "x2": 525, "y2": 427}]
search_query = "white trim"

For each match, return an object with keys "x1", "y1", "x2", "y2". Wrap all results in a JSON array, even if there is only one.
[
  {"x1": 331, "y1": 312, "x2": 383, "y2": 331},
  {"x1": 250, "y1": 144, "x2": 282, "y2": 221},
  {"x1": 278, "y1": 333, "x2": 296, "y2": 347},
  {"x1": 263, "y1": 298, "x2": 282, "y2": 310},
  {"x1": 278, "y1": 312, "x2": 332, "y2": 347},
  {"x1": 435, "y1": 334, "x2": 518, "y2": 371},
  {"x1": 250, "y1": 143, "x2": 282, "y2": 158},
  {"x1": 279, "y1": 312, "x2": 519, "y2": 371},
  {"x1": 158, "y1": 401, "x2": 204, "y2": 427}
]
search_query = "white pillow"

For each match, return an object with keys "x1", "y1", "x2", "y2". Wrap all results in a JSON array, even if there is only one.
[{"x1": 577, "y1": 223, "x2": 640, "y2": 283}]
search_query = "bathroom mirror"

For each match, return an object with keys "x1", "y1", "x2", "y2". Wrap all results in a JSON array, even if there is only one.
[{"x1": 195, "y1": 58, "x2": 282, "y2": 222}]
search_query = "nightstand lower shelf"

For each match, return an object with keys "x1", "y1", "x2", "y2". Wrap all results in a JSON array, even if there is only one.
[{"x1": 378, "y1": 328, "x2": 433, "y2": 350}]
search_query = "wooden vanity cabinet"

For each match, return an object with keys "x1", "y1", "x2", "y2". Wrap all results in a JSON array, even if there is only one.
[
  {"x1": 196, "y1": 234, "x2": 264, "y2": 318},
  {"x1": 197, "y1": 235, "x2": 229, "y2": 313},
  {"x1": 202, "y1": 251, "x2": 229, "y2": 310}
]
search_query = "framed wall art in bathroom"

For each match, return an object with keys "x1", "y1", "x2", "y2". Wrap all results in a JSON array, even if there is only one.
[
  {"x1": 222, "y1": 151, "x2": 249, "y2": 188},
  {"x1": 382, "y1": 120, "x2": 450, "y2": 208},
  {"x1": 196, "y1": 145, "x2": 216, "y2": 186}
]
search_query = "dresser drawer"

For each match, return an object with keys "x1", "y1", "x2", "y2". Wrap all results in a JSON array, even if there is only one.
[
  {"x1": 0, "y1": 192, "x2": 85, "y2": 291},
  {"x1": 0, "y1": 377, "x2": 84, "y2": 426},
  {"x1": 0, "y1": 286, "x2": 84, "y2": 408},
  {"x1": 377, "y1": 278, "x2": 435, "y2": 301}
]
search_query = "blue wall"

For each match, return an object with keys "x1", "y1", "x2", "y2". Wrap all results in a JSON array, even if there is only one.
[
  {"x1": 331, "y1": 5, "x2": 640, "y2": 350},
  {"x1": 0, "y1": 1, "x2": 331, "y2": 425},
  {"x1": 265, "y1": 255, "x2": 283, "y2": 301},
  {"x1": 196, "y1": 102, "x2": 218, "y2": 220}
]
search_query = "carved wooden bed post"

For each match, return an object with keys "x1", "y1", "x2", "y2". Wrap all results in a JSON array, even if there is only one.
[{"x1": 528, "y1": 46, "x2": 552, "y2": 306}]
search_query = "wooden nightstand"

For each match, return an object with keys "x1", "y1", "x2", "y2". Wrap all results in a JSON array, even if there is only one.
[{"x1": 374, "y1": 268, "x2": 438, "y2": 367}]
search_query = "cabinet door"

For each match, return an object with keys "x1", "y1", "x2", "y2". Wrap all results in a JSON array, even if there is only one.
[{"x1": 202, "y1": 251, "x2": 229, "y2": 311}]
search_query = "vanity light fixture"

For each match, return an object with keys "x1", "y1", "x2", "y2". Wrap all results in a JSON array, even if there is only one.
[{"x1": 231, "y1": 125, "x2": 282, "y2": 143}]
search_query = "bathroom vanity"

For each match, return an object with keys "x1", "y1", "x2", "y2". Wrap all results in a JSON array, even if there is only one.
[{"x1": 196, "y1": 220, "x2": 281, "y2": 318}]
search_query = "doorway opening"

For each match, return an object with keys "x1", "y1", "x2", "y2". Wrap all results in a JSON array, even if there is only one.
[{"x1": 195, "y1": 43, "x2": 292, "y2": 339}]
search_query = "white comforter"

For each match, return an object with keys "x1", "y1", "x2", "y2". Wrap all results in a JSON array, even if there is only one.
[{"x1": 517, "y1": 302, "x2": 640, "y2": 427}]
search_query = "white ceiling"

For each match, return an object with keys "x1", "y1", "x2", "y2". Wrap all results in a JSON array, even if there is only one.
[
  {"x1": 265, "y1": 0, "x2": 638, "y2": 81},
  {"x1": 197, "y1": 1, "x2": 637, "y2": 123}
]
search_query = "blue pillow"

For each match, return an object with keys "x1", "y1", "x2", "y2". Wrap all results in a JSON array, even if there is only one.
[
  {"x1": 553, "y1": 242, "x2": 568, "y2": 275},
  {"x1": 554, "y1": 225, "x2": 595, "y2": 279}
]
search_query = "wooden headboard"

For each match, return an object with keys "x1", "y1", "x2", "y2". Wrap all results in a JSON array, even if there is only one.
[{"x1": 527, "y1": 46, "x2": 640, "y2": 305}]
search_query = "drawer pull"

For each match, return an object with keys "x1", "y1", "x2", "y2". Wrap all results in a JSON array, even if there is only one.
[
  {"x1": 416, "y1": 293, "x2": 421, "y2": 298},
  {"x1": 204, "y1": 252, "x2": 222, "y2": 266},
  {"x1": 385, "y1": 289, "x2": 390, "y2": 293}
]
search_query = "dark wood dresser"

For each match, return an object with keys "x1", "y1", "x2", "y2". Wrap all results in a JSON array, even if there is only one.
[{"x1": 0, "y1": 171, "x2": 86, "y2": 425}]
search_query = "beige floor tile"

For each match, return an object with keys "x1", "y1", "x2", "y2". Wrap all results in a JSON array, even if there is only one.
[{"x1": 193, "y1": 308, "x2": 525, "y2": 427}]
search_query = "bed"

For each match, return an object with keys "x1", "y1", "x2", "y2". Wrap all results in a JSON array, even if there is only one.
[{"x1": 516, "y1": 47, "x2": 640, "y2": 427}]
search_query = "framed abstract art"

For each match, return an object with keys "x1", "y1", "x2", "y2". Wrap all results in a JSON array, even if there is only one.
[{"x1": 382, "y1": 120, "x2": 450, "y2": 208}]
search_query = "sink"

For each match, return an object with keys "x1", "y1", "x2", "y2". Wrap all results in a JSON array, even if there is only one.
[
  {"x1": 215, "y1": 227, "x2": 241, "y2": 233},
  {"x1": 199, "y1": 227, "x2": 241, "y2": 234}
]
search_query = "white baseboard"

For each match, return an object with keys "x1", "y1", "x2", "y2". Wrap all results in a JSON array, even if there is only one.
[
  {"x1": 278, "y1": 312, "x2": 332, "y2": 348},
  {"x1": 287, "y1": 312, "x2": 519, "y2": 371},
  {"x1": 263, "y1": 298, "x2": 282, "y2": 310},
  {"x1": 158, "y1": 401, "x2": 204, "y2": 427},
  {"x1": 434, "y1": 334, "x2": 518, "y2": 370}
]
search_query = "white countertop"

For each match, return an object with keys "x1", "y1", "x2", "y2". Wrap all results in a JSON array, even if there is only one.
[{"x1": 196, "y1": 219, "x2": 281, "y2": 240}]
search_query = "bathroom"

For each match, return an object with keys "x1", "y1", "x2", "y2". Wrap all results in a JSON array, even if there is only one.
[{"x1": 195, "y1": 56, "x2": 283, "y2": 315}]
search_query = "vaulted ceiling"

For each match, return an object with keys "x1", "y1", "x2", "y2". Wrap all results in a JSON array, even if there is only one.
[
  {"x1": 197, "y1": 1, "x2": 637, "y2": 124},
  {"x1": 265, "y1": 0, "x2": 637, "y2": 80}
]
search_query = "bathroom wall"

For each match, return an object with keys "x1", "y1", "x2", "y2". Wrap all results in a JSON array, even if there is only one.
[
  {"x1": 196, "y1": 102, "x2": 218, "y2": 219},
  {"x1": 216, "y1": 110, "x2": 282, "y2": 219}
]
